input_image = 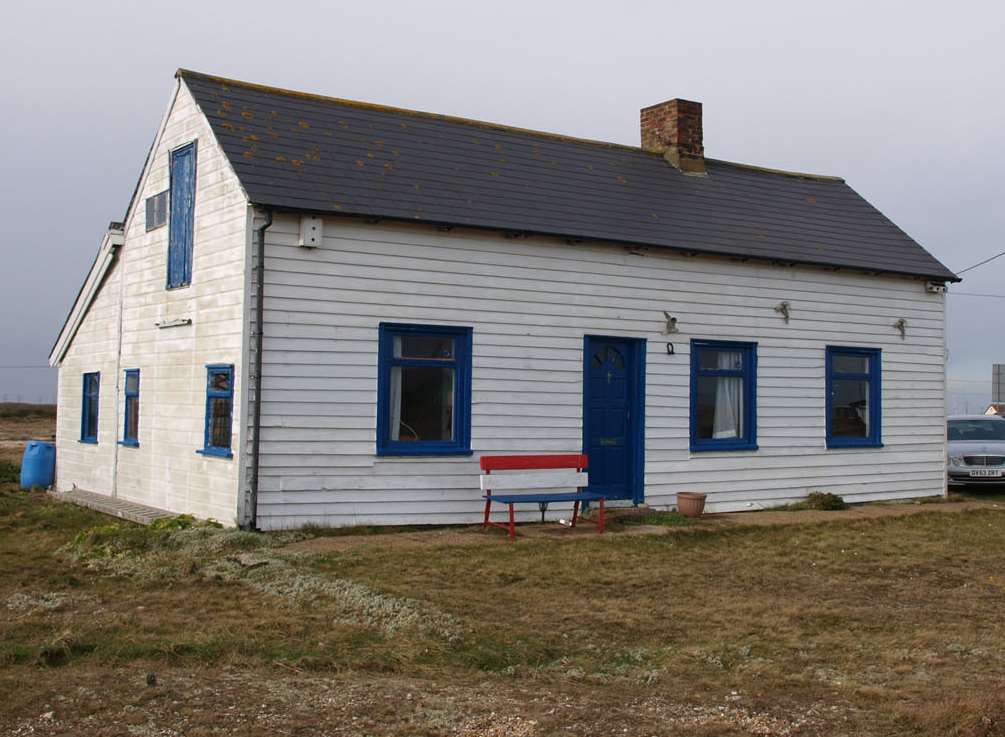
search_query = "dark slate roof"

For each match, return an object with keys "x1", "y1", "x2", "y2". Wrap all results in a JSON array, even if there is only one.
[{"x1": 179, "y1": 69, "x2": 958, "y2": 282}]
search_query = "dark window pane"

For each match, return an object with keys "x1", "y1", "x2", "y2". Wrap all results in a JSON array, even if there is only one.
[
  {"x1": 85, "y1": 394, "x2": 99, "y2": 438},
  {"x1": 699, "y1": 349, "x2": 743, "y2": 372},
  {"x1": 695, "y1": 375, "x2": 744, "y2": 440},
  {"x1": 125, "y1": 396, "x2": 139, "y2": 440},
  {"x1": 831, "y1": 379, "x2": 870, "y2": 437},
  {"x1": 833, "y1": 353, "x2": 869, "y2": 374},
  {"x1": 394, "y1": 334, "x2": 454, "y2": 360},
  {"x1": 125, "y1": 373, "x2": 139, "y2": 394},
  {"x1": 83, "y1": 373, "x2": 99, "y2": 440},
  {"x1": 209, "y1": 397, "x2": 232, "y2": 448},
  {"x1": 210, "y1": 371, "x2": 230, "y2": 392},
  {"x1": 389, "y1": 366, "x2": 454, "y2": 442}
]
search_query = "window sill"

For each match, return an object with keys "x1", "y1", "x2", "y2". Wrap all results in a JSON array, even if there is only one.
[
  {"x1": 166, "y1": 283, "x2": 191, "y2": 291},
  {"x1": 690, "y1": 442, "x2": 758, "y2": 453},
  {"x1": 197, "y1": 448, "x2": 233, "y2": 459},
  {"x1": 118, "y1": 440, "x2": 140, "y2": 448},
  {"x1": 78, "y1": 439, "x2": 98, "y2": 445},
  {"x1": 377, "y1": 447, "x2": 473, "y2": 458},
  {"x1": 827, "y1": 441, "x2": 884, "y2": 450}
]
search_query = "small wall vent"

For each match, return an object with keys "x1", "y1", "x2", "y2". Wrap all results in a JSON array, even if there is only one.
[{"x1": 299, "y1": 216, "x2": 322, "y2": 248}]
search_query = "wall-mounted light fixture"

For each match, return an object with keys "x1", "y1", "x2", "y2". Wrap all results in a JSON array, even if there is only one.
[
  {"x1": 662, "y1": 311, "x2": 679, "y2": 334},
  {"x1": 774, "y1": 301, "x2": 791, "y2": 323},
  {"x1": 894, "y1": 318, "x2": 907, "y2": 339}
]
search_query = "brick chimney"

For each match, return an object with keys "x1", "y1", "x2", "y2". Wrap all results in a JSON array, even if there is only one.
[{"x1": 640, "y1": 99, "x2": 705, "y2": 174}]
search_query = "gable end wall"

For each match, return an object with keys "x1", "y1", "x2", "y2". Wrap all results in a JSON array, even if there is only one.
[{"x1": 55, "y1": 81, "x2": 251, "y2": 523}]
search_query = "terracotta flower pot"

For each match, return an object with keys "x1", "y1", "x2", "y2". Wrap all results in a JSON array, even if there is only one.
[{"x1": 676, "y1": 491, "x2": 707, "y2": 518}]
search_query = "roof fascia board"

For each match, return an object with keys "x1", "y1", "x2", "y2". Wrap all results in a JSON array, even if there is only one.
[
  {"x1": 120, "y1": 78, "x2": 182, "y2": 237},
  {"x1": 49, "y1": 229, "x2": 124, "y2": 366}
]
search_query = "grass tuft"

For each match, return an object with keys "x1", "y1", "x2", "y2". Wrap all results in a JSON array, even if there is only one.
[
  {"x1": 35, "y1": 630, "x2": 93, "y2": 667},
  {"x1": 0, "y1": 462, "x2": 18, "y2": 484},
  {"x1": 616, "y1": 510, "x2": 692, "y2": 528}
]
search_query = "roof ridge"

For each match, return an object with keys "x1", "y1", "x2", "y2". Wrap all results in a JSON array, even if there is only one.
[
  {"x1": 706, "y1": 158, "x2": 845, "y2": 183},
  {"x1": 178, "y1": 69, "x2": 850, "y2": 183},
  {"x1": 177, "y1": 68, "x2": 643, "y2": 153}
]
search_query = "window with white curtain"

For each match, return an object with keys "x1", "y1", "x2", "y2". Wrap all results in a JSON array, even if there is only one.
[
  {"x1": 690, "y1": 340, "x2": 757, "y2": 451},
  {"x1": 377, "y1": 324, "x2": 472, "y2": 456}
]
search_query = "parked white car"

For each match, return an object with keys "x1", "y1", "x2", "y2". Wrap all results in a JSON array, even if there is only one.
[{"x1": 947, "y1": 414, "x2": 1005, "y2": 485}]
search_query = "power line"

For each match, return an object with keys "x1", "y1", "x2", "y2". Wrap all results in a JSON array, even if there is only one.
[
  {"x1": 949, "y1": 292, "x2": 1005, "y2": 299},
  {"x1": 0, "y1": 365, "x2": 51, "y2": 369},
  {"x1": 955, "y1": 249, "x2": 1005, "y2": 276}
]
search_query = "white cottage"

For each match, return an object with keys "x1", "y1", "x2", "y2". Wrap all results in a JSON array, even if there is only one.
[{"x1": 49, "y1": 70, "x2": 959, "y2": 529}]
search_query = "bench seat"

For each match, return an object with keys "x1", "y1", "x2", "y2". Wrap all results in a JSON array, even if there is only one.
[
  {"x1": 479, "y1": 454, "x2": 604, "y2": 539},
  {"x1": 482, "y1": 491, "x2": 605, "y2": 505}
]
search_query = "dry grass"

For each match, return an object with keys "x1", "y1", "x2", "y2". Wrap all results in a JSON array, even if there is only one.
[
  {"x1": 2, "y1": 485, "x2": 1005, "y2": 736},
  {"x1": 0, "y1": 402, "x2": 55, "y2": 468}
]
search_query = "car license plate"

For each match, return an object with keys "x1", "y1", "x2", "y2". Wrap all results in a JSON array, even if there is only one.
[{"x1": 970, "y1": 469, "x2": 1002, "y2": 478}]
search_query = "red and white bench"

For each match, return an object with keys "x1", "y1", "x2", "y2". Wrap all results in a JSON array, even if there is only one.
[{"x1": 480, "y1": 454, "x2": 606, "y2": 540}]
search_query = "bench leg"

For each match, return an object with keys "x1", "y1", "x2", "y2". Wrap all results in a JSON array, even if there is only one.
[
  {"x1": 508, "y1": 503, "x2": 516, "y2": 540},
  {"x1": 571, "y1": 500, "x2": 580, "y2": 528},
  {"x1": 597, "y1": 498, "x2": 605, "y2": 534},
  {"x1": 483, "y1": 497, "x2": 492, "y2": 529}
]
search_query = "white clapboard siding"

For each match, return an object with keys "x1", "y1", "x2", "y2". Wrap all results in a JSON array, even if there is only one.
[
  {"x1": 480, "y1": 471, "x2": 589, "y2": 492},
  {"x1": 55, "y1": 79, "x2": 249, "y2": 525},
  {"x1": 251, "y1": 213, "x2": 948, "y2": 529}
]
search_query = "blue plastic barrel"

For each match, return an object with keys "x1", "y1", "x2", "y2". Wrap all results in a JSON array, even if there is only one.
[{"x1": 20, "y1": 441, "x2": 55, "y2": 490}]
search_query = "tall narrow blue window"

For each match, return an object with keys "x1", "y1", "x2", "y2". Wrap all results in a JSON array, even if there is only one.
[
  {"x1": 690, "y1": 340, "x2": 757, "y2": 452},
  {"x1": 121, "y1": 369, "x2": 140, "y2": 447},
  {"x1": 81, "y1": 372, "x2": 100, "y2": 443},
  {"x1": 376, "y1": 323, "x2": 473, "y2": 456},
  {"x1": 827, "y1": 347, "x2": 882, "y2": 448},
  {"x1": 200, "y1": 365, "x2": 234, "y2": 458},
  {"x1": 167, "y1": 141, "x2": 197, "y2": 289}
]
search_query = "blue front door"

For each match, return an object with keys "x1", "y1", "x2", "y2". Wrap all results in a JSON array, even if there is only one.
[{"x1": 584, "y1": 337, "x2": 643, "y2": 502}]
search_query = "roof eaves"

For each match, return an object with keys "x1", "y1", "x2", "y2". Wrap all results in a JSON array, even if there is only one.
[{"x1": 250, "y1": 200, "x2": 961, "y2": 283}]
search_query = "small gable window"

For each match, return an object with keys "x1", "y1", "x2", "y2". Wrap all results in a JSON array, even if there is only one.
[
  {"x1": 377, "y1": 324, "x2": 472, "y2": 456},
  {"x1": 827, "y1": 347, "x2": 882, "y2": 448},
  {"x1": 167, "y1": 142, "x2": 197, "y2": 289},
  {"x1": 690, "y1": 340, "x2": 758, "y2": 452},
  {"x1": 81, "y1": 372, "x2": 100, "y2": 443},
  {"x1": 145, "y1": 191, "x2": 168, "y2": 231},
  {"x1": 199, "y1": 365, "x2": 234, "y2": 458},
  {"x1": 121, "y1": 369, "x2": 140, "y2": 446}
]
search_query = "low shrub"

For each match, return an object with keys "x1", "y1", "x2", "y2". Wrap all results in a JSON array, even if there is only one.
[
  {"x1": 804, "y1": 492, "x2": 849, "y2": 510},
  {"x1": 779, "y1": 492, "x2": 849, "y2": 512}
]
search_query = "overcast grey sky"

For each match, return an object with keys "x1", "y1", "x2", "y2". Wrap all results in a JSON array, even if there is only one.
[{"x1": 1, "y1": 0, "x2": 1002, "y2": 408}]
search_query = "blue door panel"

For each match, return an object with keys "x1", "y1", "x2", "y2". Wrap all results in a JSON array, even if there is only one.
[
  {"x1": 168, "y1": 143, "x2": 196, "y2": 288},
  {"x1": 584, "y1": 339, "x2": 635, "y2": 501}
]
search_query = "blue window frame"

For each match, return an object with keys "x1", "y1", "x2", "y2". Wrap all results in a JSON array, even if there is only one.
[
  {"x1": 121, "y1": 369, "x2": 140, "y2": 447},
  {"x1": 167, "y1": 141, "x2": 197, "y2": 289},
  {"x1": 826, "y1": 346, "x2": 882, "y2": 448},
  {"x1": 690, "y1": 340, "x2": 757, "y2": 452},
  {"x1": 376, "y1": 323, "x2": 472, "y2": 456},
  {"x1": 199, "y1": 364, "x2": 234, "y2": 458},
  {"x1": 80, "y1": 372, "x2": 100, "y2": 443}
]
